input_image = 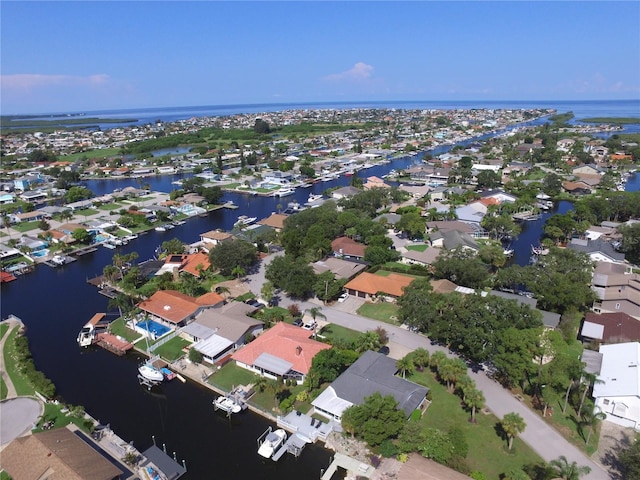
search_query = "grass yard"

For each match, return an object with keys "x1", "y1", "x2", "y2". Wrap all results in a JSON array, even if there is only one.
[
  {"x1": 410, "y1": 370, "x2": 543, "y2": 479},
  {"x1": 12, "y1": 221, "x2": 40, "y2": 233},
  {"x1": 0, "y1": 375, "x2": 7, "y2": 400},
  {"x1": 153, "y1": 337, "x2": 191, "y2": 361},
  {"x1": 0, "y1": 470, "x2": 11, "y2": 480},
  {"x1": 3, "y1": 326, "x2": 36, "y2": 396},
  {"x1": 318, "y1": 323, "x2": 361, "y2": 346},
  {"x1": 375, "y1": 269, "x2": 423, "y2": 280},
  {"x1": 405, "y1": 244, "x2": 429, "y2": 252},
  {"x1": 0, "y1": 323, "x2": 9, "y2": 339},
  {"x1": 98, "y1": 203, "x2": 123, "y2": 211},
  {"x1": 36, "y1": 403, "x2": 93, "y2": 433},
  {"x1": 357, "y1": 302, "x2": 400, "y2": 324},
  {"x1": 74, "y1": 208, "x2": 100, "y2": 217},
  {"x1": 108, "y1": 318, "x2": 141, "y2": 343},
  {"x1": 209, "y1": 362, "x2": 259, "y2": 391}
]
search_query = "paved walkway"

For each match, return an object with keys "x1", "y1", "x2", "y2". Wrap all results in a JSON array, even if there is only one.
[
  {"x1": 0, "y1": 316, "x2": 23, "y2": 400},
  {"x1": 244, "y1": 252, "x2": 611, "y2": 480}
]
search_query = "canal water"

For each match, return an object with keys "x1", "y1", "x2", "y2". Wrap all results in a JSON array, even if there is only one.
[{"x1": 3, "y1": 136, "x2": 638, "y2": 479}]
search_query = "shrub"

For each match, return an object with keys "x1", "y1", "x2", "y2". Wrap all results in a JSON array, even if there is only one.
[{"x1": 379, "y1": 439, "x2": 399, "y2": 458}]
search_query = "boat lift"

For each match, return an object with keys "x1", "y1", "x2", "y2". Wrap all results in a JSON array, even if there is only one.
[{"x1": 138, "y1": 374, "x2": 162, "y2": 390}]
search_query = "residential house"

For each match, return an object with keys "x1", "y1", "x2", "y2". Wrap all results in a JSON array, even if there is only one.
[
  {"x1": 231, "y1": 321, "x2": 330, "y2": 384},
  {"x1": 430, "y1": 229, "x2": 479, "y2": 252},
  {"x1": 182, "y1": 302, "x2": 264, "y2": 365},
  {"x1": 344, "y1": 272, "x2": 415, "y2": 301},
  {"x1": 454, "y1": 201, "x2": 488, "y2": 225},
  {"x1": 1, "y1": 427, "x2": 124, "y2": 480},
  {"x1": 572, "y1": 164, "x2": 602, "y2": 176},
  {"x1": 562, "y1": 181, "x2": 593, "y2": 195},
  {"x1": 373, "y1": 212, "x2": 402, "y2": 228},
  {"x1": 199, "y1": 230, "x2": 235, "y2": 250},
  {"x1": 20, "y1": 190, "x2": 48, "y2": 203},
  {"x1": 312, "y1": 350, "x2": 429, "y2": 421},
  {"x1": 257, "y1": 213, "x2": 288, "y2": 232},
  {"x1": 10, "y1": 210, "x2": 46, "y2": 224},
  {"x1": 13, "y1": 174, "x2": 43, "y2": 191},
  {"x1": 331, "y1": 186, "x2": 361, "y2": 200},
  {"x1": 400, "y1": 246, "x2": 442, "y2": 267},
  {"x1": 593, "y1": 342, "x2": 640, "y2": 430},
  {"x1": 489, "y1": 290, "x2": 560, "y2": 329},
  {"x1": 331, "y1": 236, "x2": 367, "y2": 260},
  {"x1": 568, "y1": 238, "x2": 625, "y2": 264},
  {"x1": 426, "y1": 220, "x2": 476, "y2": 235},
  {"x1": 363, "y1": 176, "x2": 390, "y2": 190},
  {"x1": 591, "y1": 262, "x2": 640, "y2": 320},
  {"x1": 311, "y1": 257, "x2": 367, "y2": 280},
  {"x1": 478, "y1": 189, "x2": 517, "y2": 204},
  {"x1": 580, "y1": 312, "x2": 640, "y2": 345},
  {"x1": 263, "y1": 171, "x2": 294, "y2": 185},
  {"x1": 138, "y1": 290, "x2": 224, "y2": 327}
]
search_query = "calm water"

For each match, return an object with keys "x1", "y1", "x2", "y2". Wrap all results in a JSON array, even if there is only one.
[{"x1": 3, "y1": 100, "x2": 638, "y2": 478}]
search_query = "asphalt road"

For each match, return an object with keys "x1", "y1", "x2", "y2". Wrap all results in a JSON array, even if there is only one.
[{"x1": 246, "y1": 252, "x2": 610, "y2": 480}]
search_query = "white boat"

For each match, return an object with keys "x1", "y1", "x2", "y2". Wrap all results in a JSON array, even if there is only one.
[
  {"x1": 213, "y1": 395, "x2": 242, "y2": 414},
  {"x1": 257, "y1": 428, "x2": 287, "y2": 458},
  {"x1": 307, "y1": 193, "x2": 323, "y2": 203},
  {"x1": 234, "y1": 215, "x2": 257, "y2": 227},
  {"x1": 154, "y1": 225, "x2": 166, "y2": 232},
  {"x1": 50, "y1": 255, "x2": 67, "y2": 266},
  {"x1": 76, "y1": 324, "x2": 95, "y2": 347},
  {"x1": 138, "y1": 364, "x2": 164, "y2": 383},
  {"x1": 272, "y1": 187, "x2": 295, "y2": 197},
  {"x1": 102, "y1": 242, "x2": 117, "y2": 249}
]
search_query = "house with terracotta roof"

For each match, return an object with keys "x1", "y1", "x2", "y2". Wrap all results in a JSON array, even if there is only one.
[
  {"x1": 231, "y1": 322, "x2": 330, "y2": 384},
  {"x1": 363, "y1": 176, "x2": 390, "y2": 190},
  {"x1": 138, "y1": 290, "x2": 224, "y2": 327},
  {"x1": 199, "y1": 230, "x2": 235, "y2": 250},
  {"x1": 179, "y1": 252, "x2": 211, "y2": 277},
  {"x1": 344, "y1": 272, "x2": 415, "y2": 300},
  {"x1": 331, "y1": 236, "x2": 366, "y2": 260},
  {"x1": 257, "y1": 213, "x2": 288, "y2": 232},
  {"x1": 1, "y1": 427, "x2": 124, "y2": 480}
]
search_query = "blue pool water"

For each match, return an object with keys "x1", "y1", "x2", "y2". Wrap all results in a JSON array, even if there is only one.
[
  {"x1": 31, "y1": 250, "x2": 49, "y2": 258},
  {"x1": 136, "y1": 319, "x2": 171, "y2": 338}
]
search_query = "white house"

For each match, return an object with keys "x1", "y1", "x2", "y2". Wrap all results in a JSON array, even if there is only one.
[{"x1": 593, "y1": 342, "x2": 640, "y2": 430}]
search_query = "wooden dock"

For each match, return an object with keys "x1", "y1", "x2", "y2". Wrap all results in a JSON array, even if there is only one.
[
  {"x1": 272, "y1": 433, "x2": 308, "y2": 461},
  {"x1": 321, "y1": 453, "x2": 374, "y2": 480},
  {"x1": 95, "y1": 333, "x2": 134, "y2": 356}
]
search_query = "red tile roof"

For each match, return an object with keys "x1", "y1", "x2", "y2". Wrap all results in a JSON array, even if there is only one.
[
  {"x1": 138, "y1": 290, "x2": 221, "y2": 324},
  {"x1": 344, "y1": 272, "x2": 415, "y2": 297},
  {"x1": 331, "y1": 236, "x2": 366, "y2": 258},
  {"x1": 232, "y1": 322, "x2": 330, "y2": 375},
  {"x1": 180, "y1": 252, "x2": 211, "y2": 277}
]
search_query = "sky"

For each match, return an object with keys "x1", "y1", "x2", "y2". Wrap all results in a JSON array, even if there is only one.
[{"x1": 1, "y1": 1, "x2": 639, "y2": 114}]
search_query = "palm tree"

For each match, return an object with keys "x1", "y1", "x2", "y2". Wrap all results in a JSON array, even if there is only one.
[
  {"x1": 396, "y1": 355, "x2": 415, "y2": 379},
  {"x1": 501, "y1": 412, "x2": 526, "y2": 451},
  {"x1": 549, "y1": 455, "x2": 591, "y2": 480},
  {"x1": 581, "y1": 406, "x2": 606, "y2": 445},
  {"x1": 456, "y1": 374, "x2": 475, "y2": 402},
  {"x1": 412, "y1": 348, "x2": 430, "y2": 371},
  {"x1": 465, "y1": 388, "x2": 485, "y2": 424},
  {"x1": 214, "y1": 285, "x2": 231, "y2": 301},
  {"x1": 429, "y1": 350, "x2": 448, "y2": 371},
  {"x1": 231, "y1": 265, "x2": 246, "y2": 281},
  {"x1": 305, "y1": 307, "x2": 326, "y2": 324},
  {"x1": 355, "y1": 331, "x2": 381, "y2": 353},
  {"x1": 438, "y1": 358, "x2": 467, "y2": 393}
]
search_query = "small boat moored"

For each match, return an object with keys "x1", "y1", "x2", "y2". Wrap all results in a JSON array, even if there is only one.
[
  {"x1": 213, "y1": 395, "x2": 242, "y2": 414},
  {"x1": 257, "y1": 428, "x2": 287, "y2": 459},
  {"x1": 138, "y1": 363, "x2": 164, "y2": 383}
]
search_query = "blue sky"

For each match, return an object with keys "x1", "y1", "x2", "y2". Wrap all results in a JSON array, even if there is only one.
[{"x1": 2, "y1": 1, "x2": 639, "y2": 114}]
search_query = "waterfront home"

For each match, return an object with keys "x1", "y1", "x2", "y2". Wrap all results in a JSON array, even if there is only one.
[
  {"x1": 568, "y1": 238, "x2": 625, "y2": 264},
  {"x1": 454, "y1": 201, "x2": 489, "y2": 225},
  {"x1": 257, "y1": 213, "x2": 288, "y2": 232},
  {"x1": 199, "y1": 230, "x2": 235, "y2": 250},
  {"x1": 232, "y1": 322, "x2": 330, "y2": 385},
  {"x1": 263, "y1": 171, "x2": 294, "y2": 185},
  {"x1": 426, "y1": 220, "x2": 476, "y2": 235},
  {"x1": 183, "y1": 302, "x2": 264, "y2": 365},
  {"x1": 478, "y1": 189, "x2": 517, "y2": 204},
  {"x1": 137, "y1": 290, "x2": 224, "y2": 328},
  {"x1": 363, "y1": 176, "x2": 390, "y2": 190},
  {"x1": 330, "y1": 186, "x2": 361, "y2": 200},
  {"x1": 429, "y1": 230, "x2": 479, "y2": 252},
  {"x1": 561, "y1": 180, "x2": 593, "y2": 195},
  {"x1": 19, "y1": 189, "x2": 48, "y2": 203},
  {"x1": 312, "y1": 350, "x2": 428, "y2": 421},
  {"x1": 13, "y1": 174, "x2": 43, "y2": 191},
  {"x1": 593, "y1": 342, "x2": 640, "y2": 430},
  {"x1": 343, "y1": 272, "x2": 415, "y2": 301},
  {"x1": 311, "y1": 257, "x2": 367, "y2": 280},
  {"x1": 580, "y1": 312, "x2": 640, "y2": 345},
  {"x1": 154, "y1": 252, "x2": 211, "y2": 278},
  {"x1": 1, "y1": 427, "x2": 124, "y2": 480},
  {"x1": 331, "y1": 236, "x2": 366, "y2": 261},
  {"x1": 591, "y1": 262, "x2": 640, "y2": 320}
]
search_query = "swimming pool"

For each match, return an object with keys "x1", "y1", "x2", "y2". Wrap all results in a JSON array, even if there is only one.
[
  {"x1": 31, "y1": 249, "x2": 49, "y2": 258},
  {"x1": 136, "y1": 319, "x2": 172, "y2": 339}
]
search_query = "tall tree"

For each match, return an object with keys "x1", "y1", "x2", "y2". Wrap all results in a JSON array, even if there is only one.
[
  {"x1": 465, "y1": 388, "x2": 485, "y2": 424},
  {"x1": 549, "y1": 455, "x2": 591, "y2": 480},
  {"x1": 501, "y1": 412, "x2": 526, "y2": 451},
  {"x1": 396, "y1": 355, "x2": 415, "y2": 379}
]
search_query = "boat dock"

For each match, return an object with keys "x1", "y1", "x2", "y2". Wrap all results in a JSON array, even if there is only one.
[
  {"x1": 72, "y1": 246, "x2": 98, "y2": 256},
  {"x1": 272, "y1": 433, "x2": 309, "y2": 461},
  {"x1": 94, "y1": 332, "x2": 134, "y2": 356},
  {"x1": 321, "y1": 452, "x2": 375, "y2": 480}
]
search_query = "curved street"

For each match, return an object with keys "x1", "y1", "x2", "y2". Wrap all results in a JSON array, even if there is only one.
[{"x1": 246, "y1": 252, "x2": 610, "y2": 480}]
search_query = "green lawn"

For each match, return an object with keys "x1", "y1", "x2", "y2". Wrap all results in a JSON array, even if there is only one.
[
  {"x1": 3, "y1": 327, "x2": 36, "y2": 396},
  {"x1": 98, "y1": 203, "x2": 123, "y2": 211},
  {"x1": 12, "y1": 221, "x2": 40, "y2": 233},
  {"x1": 0, "y1": 375, "x2": 7, "y2": 400},
  {"x1": 375, "y1": 269, "x2": 423, "y2": 280},
  {"x1": 36, "y1": 403, "x2": 93, "y2": 433},
  {"x1": 108, "y1": 318, "x2": 141, "y2": 343},
  {"x1": 410, "y1": 369, "x2": 543, "y2": 478},
  {"x1": 357, "y1": 302, "x2": 400, "y2": 324},
  {"x1": 153, "y1": 337, "x2": 191, "y2": 361},
  {"x1": 405, "y1": 244, "x2": 429, "y2": 252},
  {"x1": 74, "y1": 208, "x2": 100, "y2": 217},
  {"x1": 0, "y1": 323, "x2": 9, "y2": 339},
  {"x1": 318, "y1": 323, "x2": 362, "y2": 346},
  {"x1": 209, "y1": 362, "x2": 259, "y2": 391},
  {"x1": 0, "y1": 469, "x2": 12, "y2": 480}
]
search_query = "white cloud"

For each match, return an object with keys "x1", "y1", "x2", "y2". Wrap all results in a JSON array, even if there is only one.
[
  {"x1": 1, "y1": 73, "x2": 110, "y2": 91},
  {"x1": 323, "y1": 62, "x2": 374, "y2": 83}
]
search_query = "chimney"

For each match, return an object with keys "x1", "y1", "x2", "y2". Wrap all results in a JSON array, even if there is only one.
[{"x1": 296, "y1": 345, "x2": 302, "y2": 356}]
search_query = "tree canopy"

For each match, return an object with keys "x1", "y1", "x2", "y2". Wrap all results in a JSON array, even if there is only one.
[{"x1": 208, "y1": 239, "x2": 257, "y2": 276}]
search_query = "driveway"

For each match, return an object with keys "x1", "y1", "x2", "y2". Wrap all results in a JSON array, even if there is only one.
[{"x1": 245, "y1": 253, "x2": 610, "y2": 479}]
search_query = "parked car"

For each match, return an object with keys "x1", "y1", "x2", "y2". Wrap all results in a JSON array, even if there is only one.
[
  {"x1": 245, "y1": 298, "x2": 264, "y2": 310},
  {"x1": 292, "y1": 318, "x2": 303, "y2": 327},
  {"x1": 338, "y1": 291, "x2": 349, "y2": 303},
  {"x1": 302, "y1": 321, "x2": 317, "y2": 331}
]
